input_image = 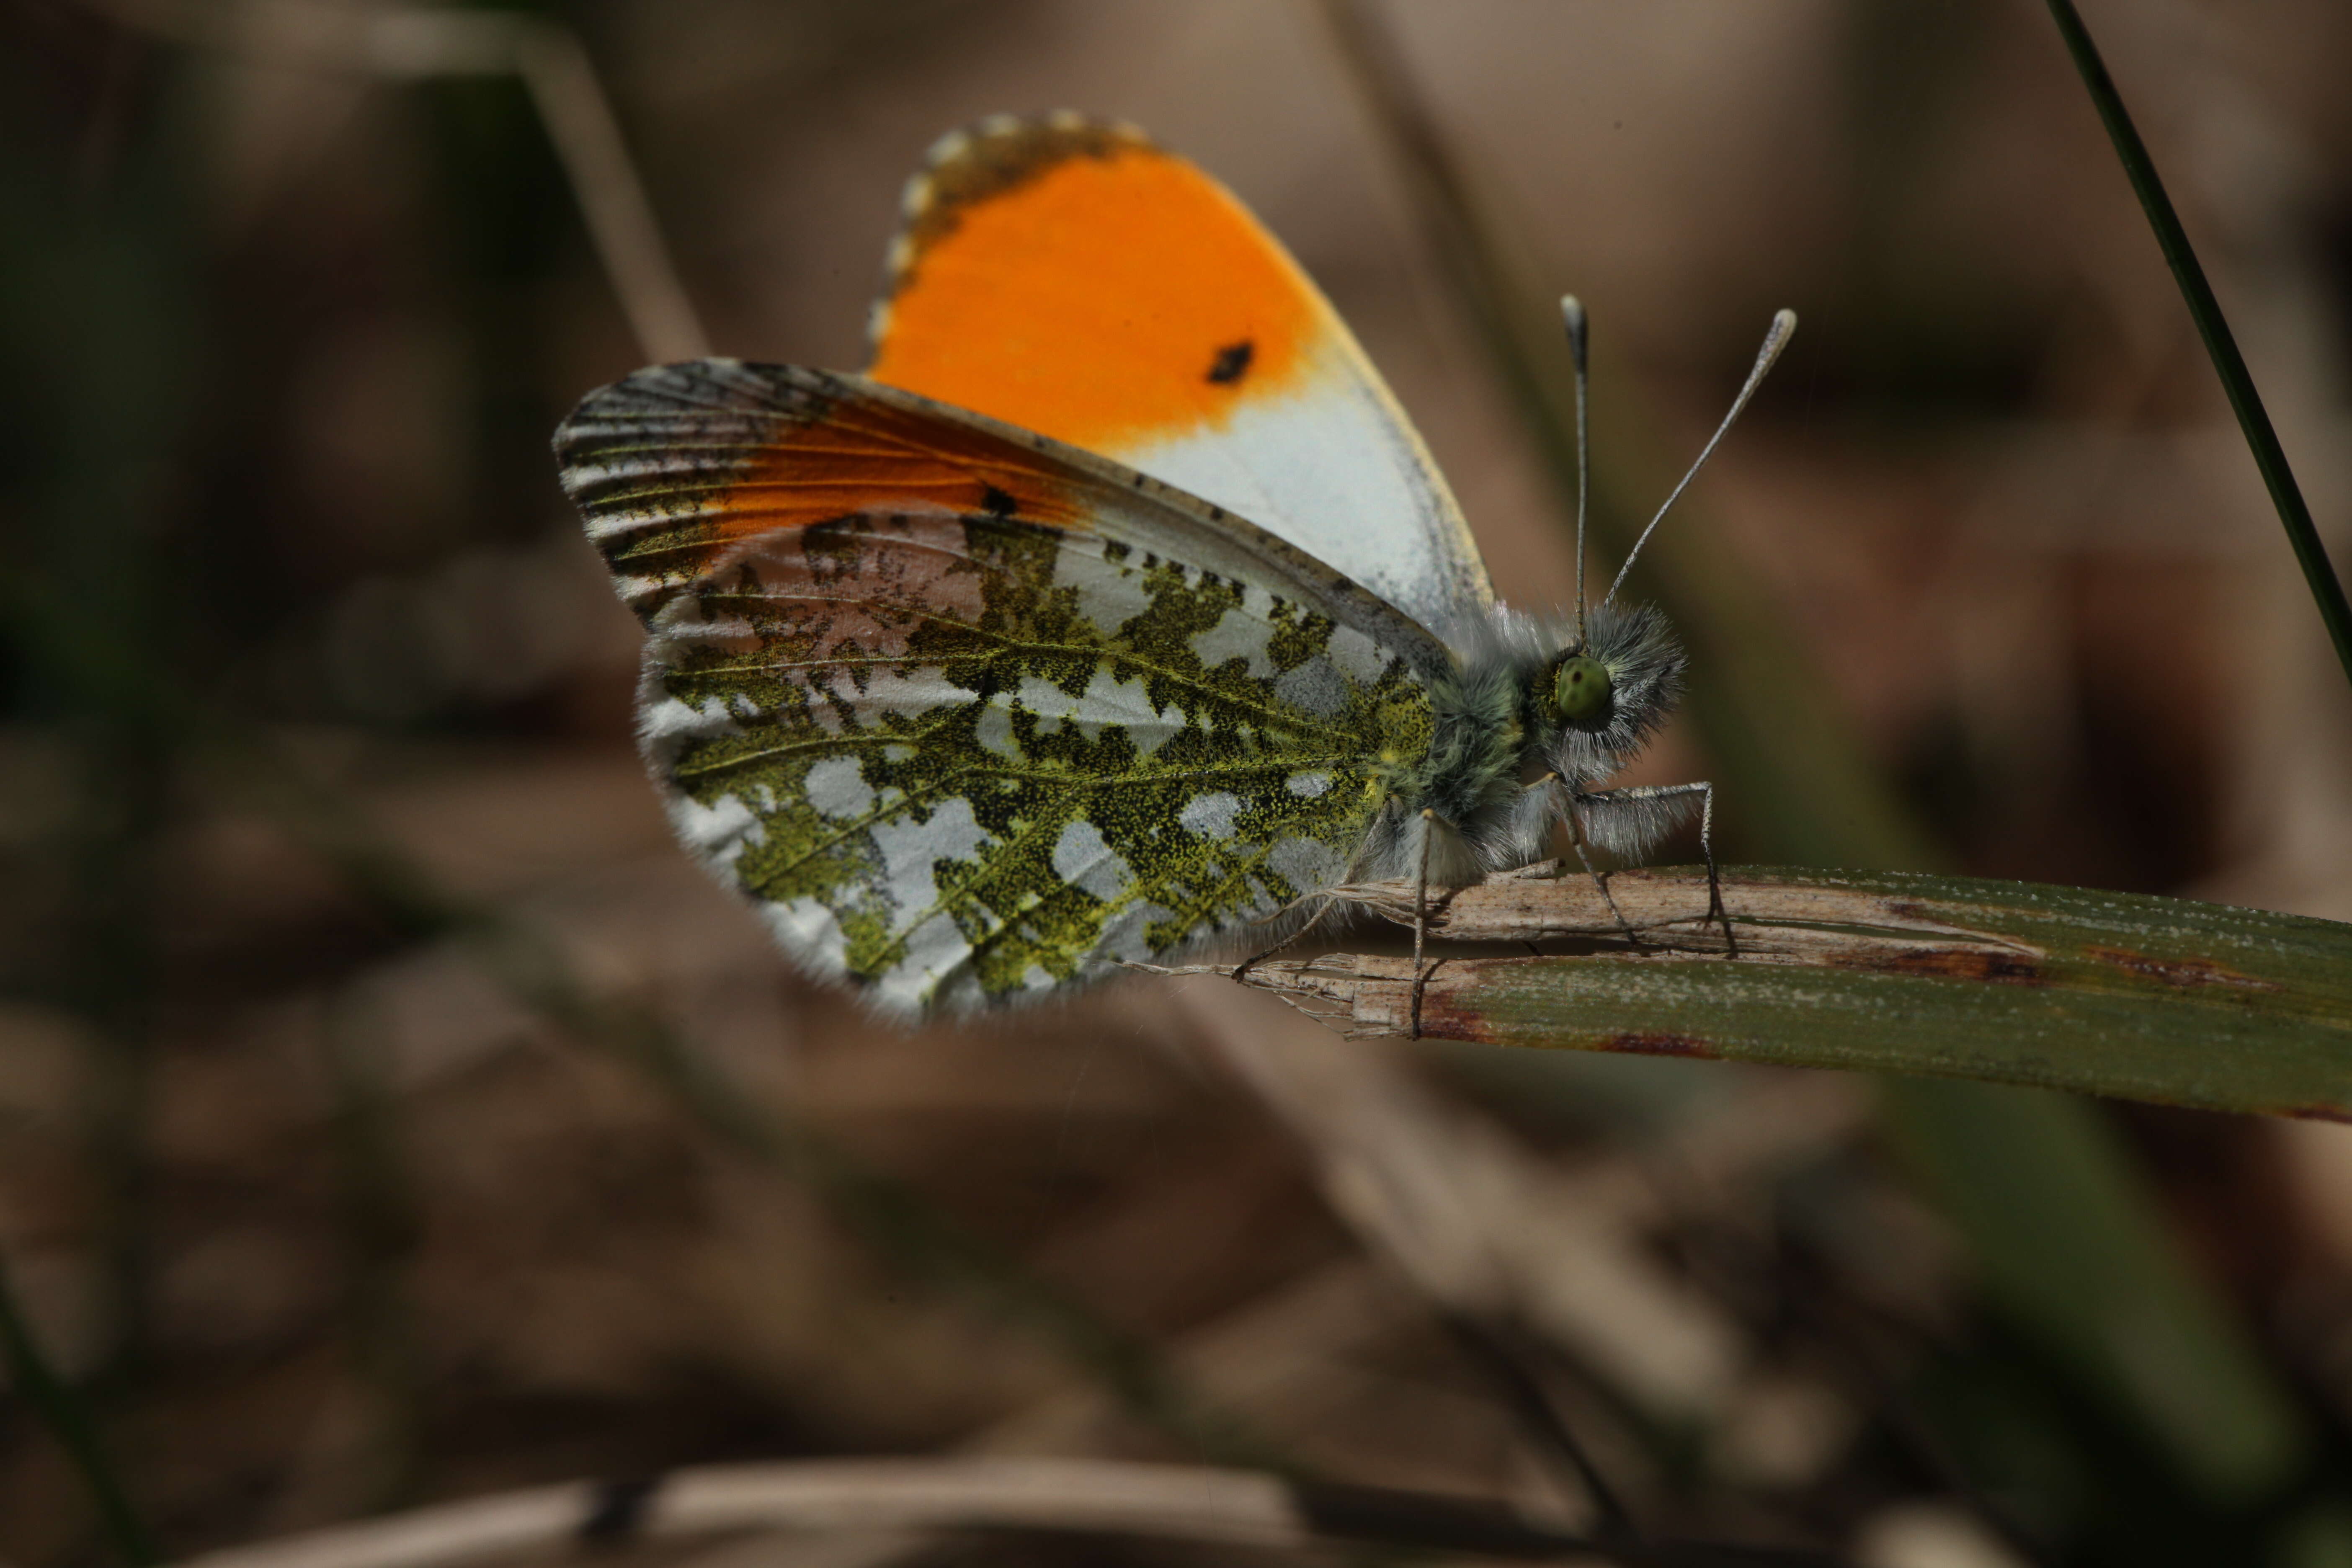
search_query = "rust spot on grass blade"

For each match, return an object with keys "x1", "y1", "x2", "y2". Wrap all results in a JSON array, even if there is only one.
[
  {"x1": 1603, "y1": 1031, "x2": 1716, "y2": 1058},
  {"x1": 2083, "y1": 945, "x2": 2279, "y2": 992},
  {"x1": 1402, "y1": 1001, "x2": 1496, "y2": 1045},
  {"x1": 1829, "y1": 947, "x2": 2045, "y2": 984},
  {"x1": 2284, "y1": 1103, "x2": 2352, "y2": 1124},
  {"x1": 1379, "y1": 965, "x2": 1498, "y2": 1044}
]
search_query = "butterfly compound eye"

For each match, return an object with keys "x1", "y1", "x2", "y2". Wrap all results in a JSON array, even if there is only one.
[{"x1": 1554, "y1": 655, "x2": 1612, "y2": 724}]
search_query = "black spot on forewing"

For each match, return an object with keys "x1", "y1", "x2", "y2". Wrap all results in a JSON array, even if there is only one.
[
  {"x1": 980, "y1": 485, "x2": 1018, "y2": 518},
  {"x1": 1207, "y1": 340, "x2": 1254, "y2": 384}
]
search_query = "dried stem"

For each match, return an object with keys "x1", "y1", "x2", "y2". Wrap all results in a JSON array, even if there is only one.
[{"x1": 165, "y1": 1456, "x2": 1839, "y2": 1568}]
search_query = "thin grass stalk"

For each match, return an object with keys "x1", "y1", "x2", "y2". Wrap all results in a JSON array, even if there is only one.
[
  {"x1": 0, "y1": 1252, "x2": 157, "y2": 1565},
  {"x1": 2041, "y1": 0, "x2": 2352, "y2": 693}
]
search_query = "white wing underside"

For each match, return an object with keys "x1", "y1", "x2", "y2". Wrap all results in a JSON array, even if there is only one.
[{"x1": 1106, "y1": 345, "x2": 1495, "y2": 643}]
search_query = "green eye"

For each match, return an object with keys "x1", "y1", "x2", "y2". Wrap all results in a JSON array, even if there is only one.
[{"x1": 1554, "y1": 655, "x2": 1612, "y2": 723}]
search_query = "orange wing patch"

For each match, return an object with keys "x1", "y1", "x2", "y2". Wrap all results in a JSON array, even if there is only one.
[
  {"x1": 554, "y1": 361, "x2": 1088, "y2": 623},
  {"x1": 869, "y1": 117, "x2": 1319, "y2": 456},
  {"x1": 861, "y1": 114, "x2": 1496, "y2": 638},
  {"x1": 714, "y1": 389, "x2": 1087, "y2": 539}
]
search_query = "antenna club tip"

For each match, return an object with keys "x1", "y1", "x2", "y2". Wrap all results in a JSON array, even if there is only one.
[
  {"x1": 1560, "y1": 295, "x2": 1590, "y2": 367},
  {"x1": 1606, "y1": 309, "x2": 1797, "y2": 607}
]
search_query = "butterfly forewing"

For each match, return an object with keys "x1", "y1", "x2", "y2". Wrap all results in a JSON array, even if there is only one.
[
  {"x1": 866, "y1": 114, "x2": 1496, "y2": 641},
  {"x1": 557, "y1": 360, "x2": 1438, "y2": 1013}
]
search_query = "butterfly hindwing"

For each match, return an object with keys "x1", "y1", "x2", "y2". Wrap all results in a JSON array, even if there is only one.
[
  {"x1": 866, "y1": 113, "x2": 1496, "y2": 641},
  {"x1": 556, "y1": 361, "x2": 1441, "y2": 1013}
]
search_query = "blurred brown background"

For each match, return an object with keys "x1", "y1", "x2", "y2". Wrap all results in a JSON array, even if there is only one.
[{"x1": 7, "y1": 2, "x2": 2352, "y2": 1565}]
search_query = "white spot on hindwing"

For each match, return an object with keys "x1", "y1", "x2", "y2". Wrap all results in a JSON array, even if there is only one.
[
  {"x1": 1191, "y1": 597, "x2": 1279, "y2": 677},
  {"x1": 1055, "y1": 543, "x2": 1152, "y2": 632},
  {"x1": 1180, "y1": 792, "x2": 1242, "y2": 840},
  {"x1": 803, "y1": 756, "x2": 875, "y2": 820},
  {"x1": 764, "y1": 897, "x2": 848, "y2": 979},
  {"x1": 1014, "y1": 668, "x2": 1181, "y2": 756},
  {"x1": 975, "y1": 702, "x2": 1021, "y2": 760},
  {"x1": 869, "y1": 797, "x2": 989, "y2": 932},
  {"x1": 640, "y1": 693, "x2": 741, "y2": 744},
  {"x1": 670, "y1": 792, "x2": 760, "y2": 866},
  {"x1": 1050, "y1": 818, "x2": 1133, "y2": 901},
  {"x1": 1268, "y1": 836, "x2": 1344, "y2": 893},
  {"x1": 1096, "y1": 899, "x2": 1179, "y2": 963},
  {"x1": 890, "y1": 912, "x2": 978, "y2": 1011},
  {"x1": 1286, "y1": 771, "x2": 1333, "y2": 798},
  {"x1": 1274, "y1": 657, "x2": 1348, "y2": 717}
]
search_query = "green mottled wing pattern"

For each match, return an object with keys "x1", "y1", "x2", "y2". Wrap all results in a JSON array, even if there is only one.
[{"x1": 556, "y1": 361, "x2": 1440, "y2": 1014}]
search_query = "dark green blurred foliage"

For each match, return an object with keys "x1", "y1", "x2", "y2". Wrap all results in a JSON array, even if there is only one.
[{"x1": 0, "y1": 16, "x2": 200, "y2": 1410}]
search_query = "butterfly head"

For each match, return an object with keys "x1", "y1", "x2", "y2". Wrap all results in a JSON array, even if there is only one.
[
  {"x1": 1551, "y1": 654, "x2": 1612, "y2": 724},
  {"x1": 1527, "y1": 601, "x2": 1686, "y2": 786},
  {"x1": 1525, "y1": 299, "x2": 1790, "y2": 791}
]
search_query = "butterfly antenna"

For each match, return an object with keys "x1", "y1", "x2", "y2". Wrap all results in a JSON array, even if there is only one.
[
  {"x1": 1560, "y1": 295, "x2": 1592, "y2": 647},
  {"x1": 1604, "y1": 308, "x2": 1798, "y2": 606}
]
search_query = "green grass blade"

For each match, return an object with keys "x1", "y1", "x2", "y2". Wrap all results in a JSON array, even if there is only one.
[
  {"x1": 0, "y1": 1254, "x2": 157, "y2": 1565},
  {"x1": 2042, "y1": 0, "x2": 2352, "y2": 694},
  {"x1": 1220, "y1": 866, "x2": 2352, "y2": 1121}
]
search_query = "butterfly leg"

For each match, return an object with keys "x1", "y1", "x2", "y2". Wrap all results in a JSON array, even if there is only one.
[
  {"x1": 1230, "y1": 895, "x2": 1334, "y2": 984},
  {"x1": 1574, "y1": 781, "x2": 1736, "y2": 954},
  {"x1": 1545, "y1": 777, "x2": 1640, "y2": 944},
  {"x1": 1516, "y1": 772, "x2": 1638, "y2": 941},
  {"x1": 1410, "y1": 807, "x2": 1442, "y2": 1040}
]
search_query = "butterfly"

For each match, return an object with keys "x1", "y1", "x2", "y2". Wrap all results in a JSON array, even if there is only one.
[{"x1": 553, "y1": 113, "x2": 1789, "y2": 1020}]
